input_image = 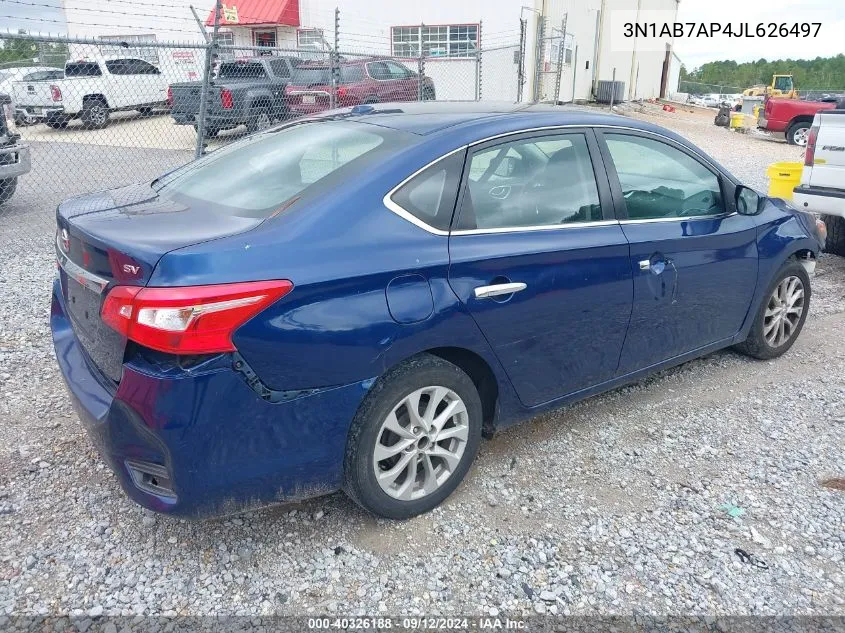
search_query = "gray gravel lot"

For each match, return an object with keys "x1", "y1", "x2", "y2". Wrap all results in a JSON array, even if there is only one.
[{"x1": 1, "y1": 108, "x2": 844, "y2": 621}]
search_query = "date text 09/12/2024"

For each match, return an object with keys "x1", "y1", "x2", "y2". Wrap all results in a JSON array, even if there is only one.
[{"x1": 623, "y1": 22, "x2": 822, "y2": 39}]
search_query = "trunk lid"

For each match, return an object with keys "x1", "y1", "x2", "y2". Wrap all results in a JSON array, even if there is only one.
[
  {"x1": 169, "y1": 81, "x2": 207, "y2": 116},
  {"x1": 56, "y1": 182, "x2": 265, "y2": 383},
  {"x1": 12, "y1": 80, "x2": 56, "y2": 108}
]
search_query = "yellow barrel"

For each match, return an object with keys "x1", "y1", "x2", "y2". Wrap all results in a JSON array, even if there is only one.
[
  {"x1": 753, "y1": 104, "x2": 762, "y2": 119},
  {"x1": 766, "y1": 162, "x2": 803, "y2": 200},
  {"x1": 729, "y1": 112, "x2": 744, "y2": 129}
]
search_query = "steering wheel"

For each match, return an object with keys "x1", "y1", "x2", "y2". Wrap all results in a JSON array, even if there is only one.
[{"x1": 677, "y1": 190, "x2": 717, "y2": 217}]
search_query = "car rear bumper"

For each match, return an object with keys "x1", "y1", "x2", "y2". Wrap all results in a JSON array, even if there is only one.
[
  {"x1": 0, "y1": 142, "x2": 30, "y2": 179},
  {"x1": 50, "y1": 278, "x2": 371, "y2": 518},
  {"x1": 793, "y1": 185, "x2": 845, "y2": 218},
  {"x1": 171, "y1": 112, "x2": 244, "y2": 129}
]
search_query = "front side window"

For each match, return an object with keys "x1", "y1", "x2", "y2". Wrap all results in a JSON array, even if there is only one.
[
  {"x1": 605, "y1": 134, "x2": 724, "y2": 220},
  {"x1": 154, "y1": 121, "x2": 410, "y2": 217},
  {"x1": 457, "y1": 134, "x2": 602, "y2": 230}
]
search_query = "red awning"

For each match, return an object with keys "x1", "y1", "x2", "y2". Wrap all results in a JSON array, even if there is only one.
[{"x1": 206, "y1": 0, "x2": 300, "y2": 27}]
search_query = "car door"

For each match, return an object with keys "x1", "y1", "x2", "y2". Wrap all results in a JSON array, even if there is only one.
[
  {"x1": 596, "y1": 130, "x2": 759, "y2": 373},
  {"x1": 365, "y1": 61, "x2": 397, "y2": 101},
  {"x1": 385, "y1": 61, "x2": 417, "y2": 101},
  {"x1": 447, "y1": 129, "x2": 633, "y2": 407}
]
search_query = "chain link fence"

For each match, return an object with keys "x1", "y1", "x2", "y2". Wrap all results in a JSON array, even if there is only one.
[{"x1": 0, "y1": 13, "x2": 553, "y2": 248}]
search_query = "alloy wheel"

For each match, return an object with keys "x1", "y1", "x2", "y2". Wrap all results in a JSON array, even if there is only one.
[
  {"x1": 793, "y1": 127, "x2": 809, "y2": 146},
  {"x1": 764, "y1": 275, "x2": 805, "y2": 347},
  {"x1": 373, "y1": 386, "x2": 469, "y2": 501},
  {"x1": 256, "y1": 112, "x2": 271, "y2": 131},
  {"x1": 91, "y1": 105, "x2": 107, "y2": 126}
]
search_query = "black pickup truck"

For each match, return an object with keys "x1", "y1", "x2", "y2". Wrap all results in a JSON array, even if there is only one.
[
  {"x1": 1, "y1": 93, "x2": 31, "y2": 205},
  {"x1": 169, "y1": 56, "x2": 298, "y2": 136}
]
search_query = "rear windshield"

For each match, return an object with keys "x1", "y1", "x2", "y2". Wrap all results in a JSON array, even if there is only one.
[
  {"x1": 65, "y1": 62, "x2": 102, "y2": 77},
  {"x1": 290, "y1": 67, "x2": 331, "y2": 85},
  {"x1": 153, "y1": 121, "x2": 411, "y2": 217},
  {"x1": 219, "y1": 62, "x2": 267, "y2": 79}
]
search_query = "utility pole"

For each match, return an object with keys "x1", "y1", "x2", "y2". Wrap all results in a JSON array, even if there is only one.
[{"x1": 194, "y1": 0, "x2": 221, "y2": 158}]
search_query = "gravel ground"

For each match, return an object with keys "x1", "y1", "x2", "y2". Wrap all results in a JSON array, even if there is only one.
[{"x1": 1, "y1": 107, "x2": 844, "y2": 624}]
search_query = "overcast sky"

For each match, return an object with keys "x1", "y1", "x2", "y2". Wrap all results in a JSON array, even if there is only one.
[{"x1": 675, "y1": 0, "x2": 845, "y2": 69}]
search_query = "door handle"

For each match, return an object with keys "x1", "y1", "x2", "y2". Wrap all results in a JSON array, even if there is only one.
[{"x1": 474, "y1": 282, "x2": 527, "y2": 299}]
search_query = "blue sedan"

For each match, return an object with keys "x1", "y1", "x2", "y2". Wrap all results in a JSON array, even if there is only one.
[{"x1": 50, "y1": 103, "x2": 826, "y2": 519}]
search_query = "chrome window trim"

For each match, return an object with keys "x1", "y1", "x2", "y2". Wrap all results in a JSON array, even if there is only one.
[
  {"x1": 452, "y1": 219, "x2": 619, "y2": 236},
  {"x1": 55, "y1": 233, "x2": 109, "y2": 295},
  {"x1": 382, "y1": 123, "x2": 735, "y2": 236},
  {"x1": 618, "y1": 211, "x2": 737, "y2": 225}
]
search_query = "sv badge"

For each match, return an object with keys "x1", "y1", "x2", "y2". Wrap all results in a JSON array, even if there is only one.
[{"x1": 123, "y1": 264, "x2": 141, "y2": 275}]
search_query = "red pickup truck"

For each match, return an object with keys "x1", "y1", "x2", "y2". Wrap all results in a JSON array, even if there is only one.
[{"x1": 758, "y1": 97, "x2": 837, "y2": 145}]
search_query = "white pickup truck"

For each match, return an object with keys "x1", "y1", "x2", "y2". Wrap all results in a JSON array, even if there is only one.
[
  {"x1": 12, "y1": 56, "x2": 168, "y2": 130},
  {"x1": 793, "y1": 102, "x2": 845, "y2": 256}
]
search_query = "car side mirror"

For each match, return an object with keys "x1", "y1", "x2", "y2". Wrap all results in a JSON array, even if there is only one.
[{"x1": 735, "y1": 185, "x2": 763, "y2": 215}]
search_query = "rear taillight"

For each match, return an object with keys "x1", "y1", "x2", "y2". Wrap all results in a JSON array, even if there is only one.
[
  {"x1": 764, "y1": 98, "x2": 771, "y2": 115},
  {"x1": 220, "y1": 88, "x2": 233, "y2": 109},
  {"x1": 166, "y1": 86, "x2": 173, "y2": 107},
  {"x1": 50, "y1": 85, "x2": 62, "y2": 102},
  {"x1": 101, "y1": 280, "x2": 293, "y2": 355},
  {"x1": 805, "y1": 124, "x2": 819, "y2": 166},
  {"x1": 336, "y1": 86, "x2": 348, "y2": 99}
]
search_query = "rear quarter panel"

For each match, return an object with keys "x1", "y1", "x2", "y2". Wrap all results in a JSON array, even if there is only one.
[{"x1": 148, "y1": 139, "x2": 519, "y2": 411}]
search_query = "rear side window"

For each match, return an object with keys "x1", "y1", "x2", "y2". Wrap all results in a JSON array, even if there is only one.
[
  {"x1": 340, "y1": 65, "x2": 364, "y2": 82},
  {"x1": 290, "y1": 67, "x2": 331, "y2": 85},
  {"x1": 605, "y1": 134, "x2": 724, "y2": 220},
  {"x1": 389, "y1": 152, "x2": 464, "y2": 231},
  {"x1": 155, "y1": 121, "x2": 409, "y2": 216},
  {"x1": 219, "y1": 62, "x2": 267, "y2": 79},
  {"x1": 65, "y1": 62, "x2": 102, "y2": 77}
]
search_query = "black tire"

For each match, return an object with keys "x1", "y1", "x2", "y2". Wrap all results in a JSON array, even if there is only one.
[
  {"x1": 81, "y1": 99, "x2": 110, "y2": 129},
  {"x1": 422, "y1": 86, "x2": 436, "y2": 101},
  {"x1": 344, "y1": 354, "x2": 483, "y2": 520},
  {"x1": 247, "y1": 107, "x2": 272, "y2": 134},
  {"x1": 363, "y1": 96, "x2": 379, "y2": 104},
  {"x1": 823, "y1": 215, "x2": 845, "y2": 257},
  {"x1": 0, "y1": 177, "x2": 17, "y2": 205},
  {"x1": 45, "y1": 117, "x2": 68, "y2": 130},
  {"x1": 734, "y1": 259, "x2": 811, "y2": 360},
  {"x1": 786, "y1": 120, "x2": 811, "y2": 146}
]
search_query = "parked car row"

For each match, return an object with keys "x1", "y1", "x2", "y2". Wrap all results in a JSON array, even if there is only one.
[
  {"x1": 169, "y1": 56, "x2": 435, "y2": 136},
  {"x1": 7, "y1": 54, "x2": 436, "y2": 133}
]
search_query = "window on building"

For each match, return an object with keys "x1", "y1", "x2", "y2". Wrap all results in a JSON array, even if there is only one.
[
  {"x1": 297, "y1": 28, "x2": 325, "y2": 49},
  {"x1": 98, "y1": 34, "x2": 158, "y2": 64},
  {"x1": 391, "y1": 24, "x2": 478, "y2": 58},
  {"x1": 253, "y1": 30, "x2": 277, "y2": 48},
  {"x1": 216, "y1": 31, "x2": 235, "y2": 60}
]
